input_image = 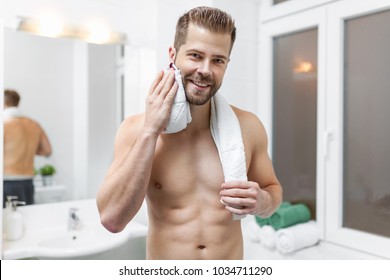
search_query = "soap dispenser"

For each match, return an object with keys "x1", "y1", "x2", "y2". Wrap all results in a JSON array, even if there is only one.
[
  {"x1": 6, "y1": 199, "x2": 26, "y2": 241},
  {"x1": 5, "y1": 196, "x2": 18, "y2": 217},
  {"x1": 3, "y1": 196, "x2": 18, "y2": 234}
]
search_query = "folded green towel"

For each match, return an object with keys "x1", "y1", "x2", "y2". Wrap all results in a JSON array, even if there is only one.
[
  {"x1": 255, "y1": 201, "x2": 291, "y2": 227},
  {"x1": 269, "y1": 203, "x2": 311, "y2": 230},
  {"x1": 278, "y1": 201, "x2": 292, "y2": 209},
  {"x1": 255, "y1": 215, "x2": 270, "y2": 227}
]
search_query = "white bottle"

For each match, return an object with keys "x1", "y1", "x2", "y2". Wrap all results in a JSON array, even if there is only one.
[
  {"x1": 6, "y1": 200, "x2": 26, "y2": 241},
  {"x1": 3, "y1": 196, "x2": 17, "y2": 234}
]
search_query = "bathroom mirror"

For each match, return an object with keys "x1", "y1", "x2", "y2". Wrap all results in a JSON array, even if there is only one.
[{"x1": 3, "y1": 28, "x2": 124, "y2": 204}]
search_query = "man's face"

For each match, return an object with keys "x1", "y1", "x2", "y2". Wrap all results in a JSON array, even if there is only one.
[{"x1": 171, "y1": 24, "x2": 231, "y2": 105}]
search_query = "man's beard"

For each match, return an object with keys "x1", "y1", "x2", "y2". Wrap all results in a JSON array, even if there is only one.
[{"x1": 182, "y1": 74, "x2": 220, "y2": 105}]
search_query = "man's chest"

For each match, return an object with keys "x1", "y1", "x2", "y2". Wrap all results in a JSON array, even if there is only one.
[{"x1": 149, "y1": 134, "x2": 225, "y2": 198}]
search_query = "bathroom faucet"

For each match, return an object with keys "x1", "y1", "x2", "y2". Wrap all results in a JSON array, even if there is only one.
[{"x1": 68, "y1": 208, "x2": 80, "y2": 231}]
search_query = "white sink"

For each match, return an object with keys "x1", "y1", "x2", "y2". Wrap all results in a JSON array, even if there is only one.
[
  {"x1": 39, "y1": 227, "x2": 112, "y2": 249},
  {"x1": 3, "y1": 222, "x2": 148, "y2": 259},
  {"x1": 2, "y1": 199, "x2": 149, "y2": 260},
  {"x1": 37, "y1": 223, "x2": 147, "y2": 259}
]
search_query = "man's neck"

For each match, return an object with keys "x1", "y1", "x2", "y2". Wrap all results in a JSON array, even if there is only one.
[{"x1": 186, "y1": 101, "x2": 211, "y2": 133}]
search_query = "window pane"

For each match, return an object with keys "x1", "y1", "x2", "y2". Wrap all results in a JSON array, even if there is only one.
[
  {"x1": 343, "y1": 9, "x2": 390, "y2": 238},
  {"x1": 273, "y1": 29, "x2": 318, "y2": 218}
]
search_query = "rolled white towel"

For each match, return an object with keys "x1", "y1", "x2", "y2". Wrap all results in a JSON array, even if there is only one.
[
  {"x1": 246, "y1": 220, "x2": 262, "y2": 243},
  {"x1": 275, "y1": 220, "x2": 320, "y2": 254},
  {"x1": 259, "y1": 225, "x2": 276, "y2": 249}
]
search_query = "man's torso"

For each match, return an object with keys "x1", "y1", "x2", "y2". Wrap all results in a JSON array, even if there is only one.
[{"x1": 146, "y1": 127, "x2": 247, "y2": 259}]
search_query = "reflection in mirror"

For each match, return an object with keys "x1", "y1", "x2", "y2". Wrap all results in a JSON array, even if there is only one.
[{"x1": 3, "y1": 28, "x2": 124, "y2": 204}]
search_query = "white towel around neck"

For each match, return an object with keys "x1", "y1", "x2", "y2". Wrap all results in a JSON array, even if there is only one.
[
  {"x1": 3, "y1": 107, "x2": 23, "y2": 120},
  {"x1": 163, "y1": 66, "x2": 247, "y2": 220}
]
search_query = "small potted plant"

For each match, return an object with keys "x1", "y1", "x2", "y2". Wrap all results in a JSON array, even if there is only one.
[{"x1": 39, "y1": 164, "x2": 56, "y2": 186}]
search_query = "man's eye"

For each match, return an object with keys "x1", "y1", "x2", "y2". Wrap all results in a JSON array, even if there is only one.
[{"x1": 190, "y1": 53, "x2": 201, "y2": 59}]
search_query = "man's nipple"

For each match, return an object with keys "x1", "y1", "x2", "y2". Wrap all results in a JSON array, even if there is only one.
[{"x1": 154, "y1": 182, "x2": 162, "y2": 189}]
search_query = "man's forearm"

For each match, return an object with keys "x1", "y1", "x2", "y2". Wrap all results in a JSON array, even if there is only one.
[
  {"x1": 97, "y1": 130, "x2": 158, "y2": 232},
  {"x1": 257, "y1": 184, "x2": 283, "y2": 218}
]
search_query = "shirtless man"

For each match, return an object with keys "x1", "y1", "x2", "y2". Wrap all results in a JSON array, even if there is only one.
[
  {"x1": 97, "y1": 6, "x2": 282, "y2": 259},
  {"x1": 3, "y1": 89, "x2": 52, "y2": 207}
]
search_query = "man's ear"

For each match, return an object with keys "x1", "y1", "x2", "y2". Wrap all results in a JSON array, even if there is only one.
[{"x1": 169, "y1": 47, "x2": 176, "y2": 63}]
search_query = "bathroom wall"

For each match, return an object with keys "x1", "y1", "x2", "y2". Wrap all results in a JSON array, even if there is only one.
[{"x1": 213, "y1": 0, "x2": 259, "y2": 113}]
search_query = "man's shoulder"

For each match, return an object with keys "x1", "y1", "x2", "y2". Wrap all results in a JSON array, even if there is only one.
[
  {"x1": 113, "y1": 113, "x2": 146, "y2": 151},
  {"x1": 230, "y1": 105, "x2": 267, "y2": 146},
  {"x1": 118, "y1": 113, "x2": 145, "y2": 136},
  {"x1": 230, "y1": 105, "x2": 262, "y2": 128},
  {"x1": 4, "y1": 117, "x2": 40, "y2": 127},
  {"x1": 122, "y1": 113, "x2": 145, "y2": 125}
]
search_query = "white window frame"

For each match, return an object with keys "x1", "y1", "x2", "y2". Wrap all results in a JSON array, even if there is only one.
[
  {"x1": 260, "y1": 0, "x2": 339, "y2": 23},
  {"x1": 325, "y1": 0, "x2": 390, "y2": 259},
  {"x1": 259, "y1": 0, "x2": 390, "y2": 258},
  {"x1": 258, "y1": 7, "x2": 327, "y2": 239}
]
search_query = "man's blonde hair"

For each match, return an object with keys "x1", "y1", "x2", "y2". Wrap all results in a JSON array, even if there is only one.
[{"x1": 174, "y1": 6, "x2": 236, "y2": 54}]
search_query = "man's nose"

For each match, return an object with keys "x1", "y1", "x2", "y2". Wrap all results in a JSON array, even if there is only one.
[{"x1": 196, "y1": 61, "x2": 212, "y2": 77}]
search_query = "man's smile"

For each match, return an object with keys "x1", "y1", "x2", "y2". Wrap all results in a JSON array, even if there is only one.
[{"x1": 191, "y1": 80, "x2": 210, "y2": 88}]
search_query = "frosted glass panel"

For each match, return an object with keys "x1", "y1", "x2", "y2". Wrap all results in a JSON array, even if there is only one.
[
  {"x1": 343, "y1": 9, "x2": 390, "y2": 238},
  {"x1": 272, "y1": 29, "x2": 318, "y2": 217}
]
